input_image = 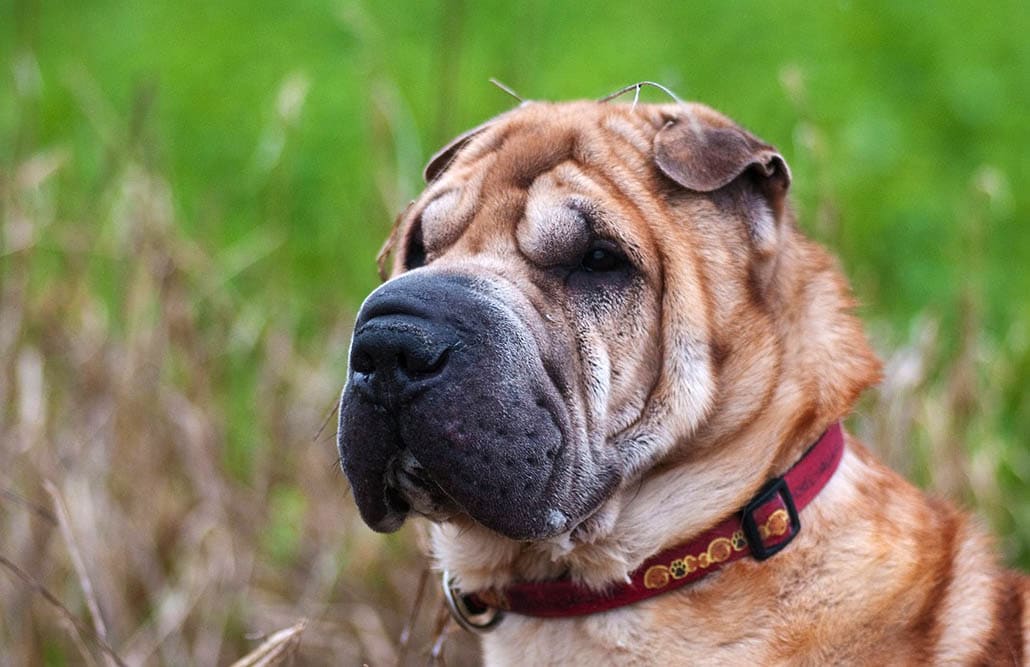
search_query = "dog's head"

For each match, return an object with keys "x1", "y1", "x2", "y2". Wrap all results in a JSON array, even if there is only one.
[{"x1": 337, "y1": 100, "x2": 876, "y2": 542}]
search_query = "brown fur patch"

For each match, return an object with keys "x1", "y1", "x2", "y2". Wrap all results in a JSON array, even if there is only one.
[
  {"x1": 978, "y1": 573, "x2": 1026, "y2": 665},
  {"x1": 911, "y1": 501, "x2": 960, "y2": 661}
]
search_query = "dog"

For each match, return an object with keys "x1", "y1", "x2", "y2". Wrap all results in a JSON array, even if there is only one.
[{"x1": 336, "y1": 93, "x2": 1029, "y2": 665}]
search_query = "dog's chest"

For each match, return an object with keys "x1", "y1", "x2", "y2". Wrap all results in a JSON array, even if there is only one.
[
  {"x1": 481, "y1": 609, "x2": 652, "y2": 666},
  {"x1": 478, "y1": 598, "x2": 791, "y2": 666}
]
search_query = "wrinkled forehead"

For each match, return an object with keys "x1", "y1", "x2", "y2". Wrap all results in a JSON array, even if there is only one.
[
  {"x1": 444, "y1": 102, "x2": 662, "y2": 185},
  {"x1": 409, "y1": 102, "x2": 673, "y2": 261}
]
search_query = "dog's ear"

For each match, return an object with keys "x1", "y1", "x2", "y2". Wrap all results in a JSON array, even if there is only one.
[
  {"x1": 423, "y1": 122, "x2": 493, "y2": 183},
  {"x1": 654, "y1": 111, "x2": 791, "y2": 219}
]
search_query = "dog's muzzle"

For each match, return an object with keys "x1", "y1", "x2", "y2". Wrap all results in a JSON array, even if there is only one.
[{"x1": 337, "y1": 271, "x2": 615, "y2": 540}]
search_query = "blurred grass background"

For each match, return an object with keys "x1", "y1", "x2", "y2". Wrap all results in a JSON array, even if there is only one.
[{"x1": 1, "y1": 0, "x2": 1028, "y2": 664}]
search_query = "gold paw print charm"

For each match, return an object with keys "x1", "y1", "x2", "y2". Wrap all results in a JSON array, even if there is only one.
[{"x1": 642, "y1": 532, "x2": 750, "y2": 590}]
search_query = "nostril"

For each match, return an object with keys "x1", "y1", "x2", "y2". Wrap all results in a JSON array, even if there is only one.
[
  {"x1": 349, "y1": 315, "x2": 456, "y2": 385},
  {"x1": 425, "y1": 348, "x2": 449, "y2": 374},
  {"x1": 351, "y1": 350, "x2": 375, "y2": 375},
  {"x1": 398, "y1": 347, "x2": 449, "y2": 378}
]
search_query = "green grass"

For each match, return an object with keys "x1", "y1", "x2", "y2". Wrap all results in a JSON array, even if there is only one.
[
  {"x1": 5, "y1": 1, "x2": 1029, "y2": 323},
  {"x1": 1, "y1": 1, "x2": 1028, "y2": 663}
]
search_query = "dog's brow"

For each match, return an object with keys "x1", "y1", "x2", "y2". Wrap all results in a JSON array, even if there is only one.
[
  {"x1": 422, "y1": 190, "x2": 458, "y2": 225},
  {"x1": 566, "y1": 200, "x2": 599, "y2": 229},
  {"x1": 566, "y1": 200, "x2": 626, "y2": 241},
  {"x1": 419, "y1": 189, "x2": 474, "y2": 254},
  {"x1": 518, "y1": 200, "x2": 591, "y2": 268}
]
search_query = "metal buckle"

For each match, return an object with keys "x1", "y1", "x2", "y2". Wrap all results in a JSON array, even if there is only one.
[
  {"x1": 442, "y1": 570, "x2": 504, "y2": 633},
  {"x1": 740, "y1": 477, "x2": 800, "y2": 561}
]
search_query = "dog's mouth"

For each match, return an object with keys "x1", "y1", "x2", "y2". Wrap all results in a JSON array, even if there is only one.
[{"x1": 384, "y1": 450, "x2": 460, "y2": 522}]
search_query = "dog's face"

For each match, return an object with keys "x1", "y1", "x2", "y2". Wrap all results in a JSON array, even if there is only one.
[{"x1": 337, "y1": 101, "x2": 793, "y2": 541}]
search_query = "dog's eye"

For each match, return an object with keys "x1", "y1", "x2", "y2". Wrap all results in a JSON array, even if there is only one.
[{"x1": 579, "y1": 242, "x2": 627, "y2": 273}]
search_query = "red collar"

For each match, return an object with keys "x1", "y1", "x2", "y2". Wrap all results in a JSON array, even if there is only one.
[{"x1": 444, "y1": 422, "x2": 845, "y2": 628}]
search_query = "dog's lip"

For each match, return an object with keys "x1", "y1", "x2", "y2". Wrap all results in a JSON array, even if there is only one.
[
  {"x1": 362, "y1": 486, "x2": 408, "y2": 533},
  {"x1": 383, "y1": 485, "x2": 410, "y2": 515},
  {"x1": 382, "y1": 445, "x2": 581, "y2": 538},
  {"x1": 385, "y1": 451, "x2": 462, "y2": 521}
]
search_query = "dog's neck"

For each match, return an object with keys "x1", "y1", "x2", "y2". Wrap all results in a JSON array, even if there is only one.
[{"x1": 430, "y1": 229, "x2": 882, "y2": 592}]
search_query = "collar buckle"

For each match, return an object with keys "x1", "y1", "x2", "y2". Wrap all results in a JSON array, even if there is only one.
[
  {"x1": 740, "y1": 476, "x2": 800, "y2": 561},
  {"x1": 442, "y1": 571, "x2": 504, "y2": 633}
]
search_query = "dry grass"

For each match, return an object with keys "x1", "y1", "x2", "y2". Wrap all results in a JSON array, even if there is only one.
[{"x1": 0, "y1": 155, "x2": 479, "y2": 664}]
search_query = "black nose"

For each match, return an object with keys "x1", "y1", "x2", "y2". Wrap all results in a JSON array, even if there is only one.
[{"x1": 349, "y1": 314, "x2": 456, "y2": 391}]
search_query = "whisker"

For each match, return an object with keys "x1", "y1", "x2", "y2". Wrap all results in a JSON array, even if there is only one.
[
  {"x1": 488, "y1": 77, "x2": 525, "y2": 104},
  {"x1": 599, "y1": 81, "x2": 681, "y2": 104},
  {"x1": 313, "y1": 395, "x2": 341, "y2": 443}
]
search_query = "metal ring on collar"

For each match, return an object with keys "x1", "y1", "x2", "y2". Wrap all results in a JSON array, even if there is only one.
[{"x1": 442, "y1": 570, "x2": 504, "y2": 633}]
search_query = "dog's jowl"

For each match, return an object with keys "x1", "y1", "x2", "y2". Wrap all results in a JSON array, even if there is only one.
[{"x1": 336, "y1": 98, "x2": 1029, "y2": 665}]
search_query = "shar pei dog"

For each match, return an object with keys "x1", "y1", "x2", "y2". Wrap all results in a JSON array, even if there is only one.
[{"x1": 336, "y1": 91, "x2": 1028, "y2": 665}]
